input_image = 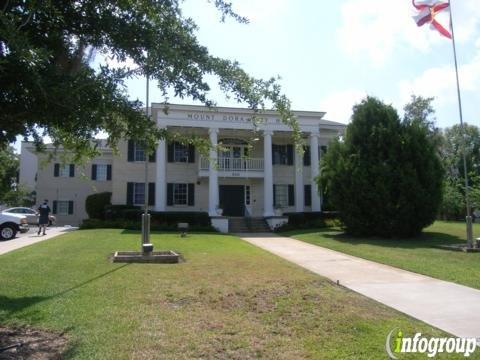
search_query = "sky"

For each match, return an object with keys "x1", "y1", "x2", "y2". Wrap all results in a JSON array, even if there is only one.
[
  {"x1": 13, "y1": 0, "x2": 480, "y2": 152},
  {"x1": 121, "y1": 0, "x2": 480, "y2": 129}
]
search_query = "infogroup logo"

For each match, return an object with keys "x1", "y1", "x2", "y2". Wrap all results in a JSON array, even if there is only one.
[{"x1": 385, "y1": 329, "x2": 478, "y2": 358}]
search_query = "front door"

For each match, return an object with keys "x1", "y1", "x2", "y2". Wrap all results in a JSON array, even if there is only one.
[{"x1": 219, "y1": 185, "x2": 245, "y2": 216}]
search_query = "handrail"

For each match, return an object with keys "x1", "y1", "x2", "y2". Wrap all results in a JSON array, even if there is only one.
[{"x1": 200, "y1": 156, "x2": 264, "y2": 171}]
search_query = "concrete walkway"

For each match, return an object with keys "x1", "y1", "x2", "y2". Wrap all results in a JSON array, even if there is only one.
[
  {"x1": 240, "y1": 233, "x2": 480, "y2": 340},
  {"x1": 0, "y1": 227, "x2": 78, "y2": 255}
]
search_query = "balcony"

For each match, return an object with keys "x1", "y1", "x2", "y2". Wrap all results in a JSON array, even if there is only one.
[{"x1": 199, "y1": 156, "x2": 264, "y2": 178}]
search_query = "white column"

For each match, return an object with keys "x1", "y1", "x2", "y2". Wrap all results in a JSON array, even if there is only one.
[
  {"x1": 294, "y1": 146, "x2": 304, "y2": 212},
  {"x1": 310, "y1": 131, "x2": 321, "y2": 211},
  {"x1": 263, "y1": 130, "x2": 274, "y2": 217},
  {"x1": 155, "y1": 132, "x2": 166, "y2": 211},
  {"x1": 208, "y1": 128, "x2": 219, "y2": 216}
]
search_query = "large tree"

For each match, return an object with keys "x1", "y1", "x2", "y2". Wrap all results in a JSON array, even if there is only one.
[
  {"x1": 320, "y1": 97, "x2": 443, "y2": 237},
  {"x1": 0, "y1": 0, "x2": 298, "y2": 159}
]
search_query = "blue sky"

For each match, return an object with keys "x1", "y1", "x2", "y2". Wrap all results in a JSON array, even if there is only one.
[{"x1": 122, "y1": 0, "x2": 479, "y2": 129}]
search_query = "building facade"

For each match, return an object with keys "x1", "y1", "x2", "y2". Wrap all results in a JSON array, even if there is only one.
[{"x1": 20, "y1": 104, "x2": 346, "y2": 231}]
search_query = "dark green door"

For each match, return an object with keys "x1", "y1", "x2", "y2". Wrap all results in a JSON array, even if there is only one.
[{"x1": 219, "y1": 185, "x2": 244, "y2": 216}]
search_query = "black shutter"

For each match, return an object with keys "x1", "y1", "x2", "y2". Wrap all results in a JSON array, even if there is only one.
[
  {"x1": 167, "y1": 183, "x2": 174, "y2": 206},
  {"x1": 148, "y1": 150, "x2": 156, "y2": 163},
  {"x1": 54, "y1": 163, "x2": 59, "y2": 177},
  {"x1": 272, "y1": 144, "x2": 277, "y2": 165},
  {"x1": 167, "y1": 142, "x2": 174, "y2": 162},
  {"x1": 128, "y1": 140, "x2": 134, "y2": 162},
  {"x1": 91, "y1": 164, "x2": 97, "y2": 180},
  {"x1": 304, "y1": 185, "x2": 312, "y2": 207},
  {"x1": 52, "y1": 201, "x2": 57, "y2": 214},
  {"x1": 188, "y1": 183, "x2": 195, "y2": 206},
  {"x1": 107, "y1": 165, "x2": 112, "y2": 180},
  {"x1": 127, "y1": 182, "x2": 134, "y2": 205},
  {"x1": 288, "y1": 185, "x2": 295, "y2": 206},
  {"x1": 303, "y1": 146, "x2": 311, "y2": 166},
  {"x1": 68, "y1": 201, "x2": 74, "y2": 215},
  {"x1": 188, "y1": 144, "x2": 195, "y2": 163},
  {"x1": 148, "y1": 183, "x2": 155, "y2": 206},
  {"x1": 273, "y1": 185, "x2": 277, "y2": 207},
  {"x1": 287, "y1": 145, "x2": 294, "y2": 165},
  {"x1": 69, "y1": 164, "x2": 75, "y2": 177}
]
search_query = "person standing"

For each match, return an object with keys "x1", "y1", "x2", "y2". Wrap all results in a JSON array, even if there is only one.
[{"x1": 37, "y1": 199, "x2": 51, "y2": 236}]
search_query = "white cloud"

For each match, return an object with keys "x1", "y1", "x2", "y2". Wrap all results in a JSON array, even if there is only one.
[
  {"x1": 319, "y1": 90, "x2": 368, "y2": 124},
  {"x1": 338, "y1": 0, "x2": 480, "y2": 65},
  {"x1": 398, "y1": 50, "x2": 480, "y2": 108}
]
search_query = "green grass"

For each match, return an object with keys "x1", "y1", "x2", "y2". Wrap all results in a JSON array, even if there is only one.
[
  {"x1": 286, "y1": 221, "x2": 480, "y2": 290},
  {"x1": 0, "y1": 229, "x2": 468, "y2": 359}
]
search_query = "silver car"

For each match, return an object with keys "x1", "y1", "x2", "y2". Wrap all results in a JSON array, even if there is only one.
[{"x1": 2, "y1": 207, "x2": 56, "y2": 226}]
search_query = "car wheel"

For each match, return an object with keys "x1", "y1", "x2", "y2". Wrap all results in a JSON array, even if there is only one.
[{"x1": 0, "y1": 225, "x2": 17, "y2": 240}]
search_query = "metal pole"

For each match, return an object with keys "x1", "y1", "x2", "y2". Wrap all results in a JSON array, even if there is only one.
[
  {"x1": 142, "y1": 71, "x2": 150, "y2": 248},
  {"x1": 448, "y1": 0, "x2": 474, "y2": 248}
]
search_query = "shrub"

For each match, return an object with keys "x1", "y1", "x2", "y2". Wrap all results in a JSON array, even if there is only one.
[
  {"x1": 320, "y1": 97, "x2": 443, "y2": 237},
  {"x1": 79, "y1": 218, "x2": 216, "y2": 232},
  {"x1": 104, "y1": 205, "x2": 140, "y2": 220},
  {"x1": 85, "y1": 192, "x2": 112, "y2": 220},
  {"x1": 275, "y1": 212, "x2": 341, "y2": 232}
]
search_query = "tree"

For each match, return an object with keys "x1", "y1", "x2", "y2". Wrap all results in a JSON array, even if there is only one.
[
  {"x1": 320, "y1": 97, "x2": 443, "y2": 237},
  {"x1": 0, "y1": 146, "x2": 19, "y2": 202},
  {"x1": 403, "y1": 95, "x2": 442, "y2": 149},
  {"x1": 0, "y1": 1, "x2": 299, "y2": 159}
]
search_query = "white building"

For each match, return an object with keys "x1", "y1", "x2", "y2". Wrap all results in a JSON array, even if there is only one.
[{"x1": 20, "y1": 104, "x2": 346, "y2": 232}]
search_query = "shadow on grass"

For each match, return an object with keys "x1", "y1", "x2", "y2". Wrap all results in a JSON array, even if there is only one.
[
  {"x1": 0, "y1": 264, "x2": 129, "y2": 317},
  {"x1": 283, "y1": 227, "x2": 466, "y2": 250}
]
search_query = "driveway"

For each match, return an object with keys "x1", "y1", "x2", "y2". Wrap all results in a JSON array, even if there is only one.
[
  {"x1": 240, "y1": 234, "x2": 480, "y2": 341},
  {"x1": 0, "y1": 226, "x2": 78, "y2": 255}
]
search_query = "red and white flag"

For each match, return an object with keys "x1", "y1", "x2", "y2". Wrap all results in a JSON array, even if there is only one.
[{"x1": 412, "y1": 0, "x2": 452, "y2": 39}]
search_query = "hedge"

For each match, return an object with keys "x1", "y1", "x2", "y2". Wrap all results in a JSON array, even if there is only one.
[
  {"x1": 275, "y1": 211, "x2": 341, "y2": 232},
  {"x1": 85, "y1": 192, "x2": 112, "y2": 220},
  {"x1": 80, "y1": 218, "x2": 216, "y2": 232}
]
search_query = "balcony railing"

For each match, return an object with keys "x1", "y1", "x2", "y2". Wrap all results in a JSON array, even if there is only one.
[{"x1": 200, "y1": 157, "x2": 264, "y2": 172}]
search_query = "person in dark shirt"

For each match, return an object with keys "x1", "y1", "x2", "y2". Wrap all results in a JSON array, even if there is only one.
[{"x1": 37, "y1": 199, "x2": 51, "y2": 236}]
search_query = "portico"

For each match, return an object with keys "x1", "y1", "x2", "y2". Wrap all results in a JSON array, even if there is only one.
[{"x1": 152, "y1": 104, "x2": 346, "y2": 229}]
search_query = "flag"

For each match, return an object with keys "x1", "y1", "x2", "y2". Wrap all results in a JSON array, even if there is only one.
[{"x1": 412, "y1": 0, "x2": 452, "y2": 39}]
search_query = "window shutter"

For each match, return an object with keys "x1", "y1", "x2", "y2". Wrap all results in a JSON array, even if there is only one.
[
  {"x1": 148, "y1": 150, "x2": 156, "y2": 163},
  {"x1": 127, "y1": 140, "x2": 134, "y2": 162},
  {"x1": 69, "y1": 164, "x2": 75, "y2": 177},
  {"x1": 91, "y1": 164, "x2": 97, "y2": 180},
  {"x1": 304, "y1": 185, "x2": 312, "y2": 207},
  {"x1": 107, "y1": 165, "x2": 112, "y2": 180},
  {"x1": 188, "y1": 183, "x2": 194, "y2": 206},
  {"x1": 127, "y1": 182, "x2": 134, "y2": 205},
  {"x1": 68, "y1": 201, "x2": 74, "y2": 215},
  {"x1": 303, "y1": 146, "x2": 311, "y2": 166},
  {"x1": 188, "y1": 144, "x2": 195, "y2": 163},
  {"x1": 288, "y1": 185, "x2": 295, "y2": 206},
  {"x1": 52, "y1": 201, "x2": 57, "y2": 214},
  {"x1": 54, "y1": 163, "x2": 59, "y2": 177},
  {"x1": 273, "y1": 185, "x2": 277, "y2": 207},
  {"x1": 287, "y1": 145, "x2": 294, "y2": 165},
  {"x1": 167, "y1": 183, "x2": 174, "y2": 206},
  {"x1": 272, "y1": 144, "x2": 277, "y2": 165},
  {"x1": 167, "y1": 143, "x2": 174, "y2": 162},
  {"x1": 148, "y1": 183, "x2": 155, "y2": 206}
]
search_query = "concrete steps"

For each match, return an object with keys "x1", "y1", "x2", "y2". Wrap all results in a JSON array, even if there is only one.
[{"x1": 229, "y1": 217, "x2": 271, "y2": 233}]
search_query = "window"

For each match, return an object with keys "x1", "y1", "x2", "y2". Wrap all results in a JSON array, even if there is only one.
[
  {"x1": 272, "y1": 144, "x2": 293, "y2": 165},
  {"x1": 56, "y1": 201, "x2": 72, "y2": 215},
  {"x1": 245, "y1": 185, "x2": 251, "y2": 205},
  {"x1": 133, "y1": 183, "x2": 145, "y2": 205},
  {"x1": 173, "y1": 183, "x2": 188, "y2": 205},
  {"x1": 174, "y1": 142, "x2": 189, "y2": 162},
  {"x1": 134, "y1": 143, "x2": 146, "y2": 162},
  {"x1": 274, "y1": 185, "x2": 289, "y2": 207},
  {"x1": 59, "y1": 165, "x2": 70, "y2": 177},
  {"x1": 96, "y1": 164, "x2": 108, "y2": 181}
]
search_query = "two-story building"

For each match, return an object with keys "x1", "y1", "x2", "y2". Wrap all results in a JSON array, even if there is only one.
[{"x1": 20, "y1": 104, "x2": 346, "y2": 232}]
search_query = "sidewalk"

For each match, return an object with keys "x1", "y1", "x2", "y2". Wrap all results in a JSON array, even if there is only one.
[
  {"x1": 240, "y1": 233, "x2": 480, "y2": 340},
  {"x1": 0, "y1": 227, "x2": 78, "y2": 255}
]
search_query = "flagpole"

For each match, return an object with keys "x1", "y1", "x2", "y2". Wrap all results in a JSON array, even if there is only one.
[{"x1": 448, "y1": 0, "x2": 474, "y2": 248}]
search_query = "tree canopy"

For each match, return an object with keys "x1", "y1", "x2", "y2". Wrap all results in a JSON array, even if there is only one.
[
  {"x1": 320, "y1": 97, "x2": 443, "y2": 237},
  {"x1": 0, "y1": 0, "x2": 298, "y2": 158}
]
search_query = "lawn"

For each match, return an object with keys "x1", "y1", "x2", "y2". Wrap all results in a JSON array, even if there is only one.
[
  {"x1": 286, "y1": 221, "x2": 480, "y2": 290},
  {"x1": 0, "y1": 229, "x2": 457, "y2": 359}
]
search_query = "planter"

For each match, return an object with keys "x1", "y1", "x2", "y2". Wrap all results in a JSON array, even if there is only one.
[
  {"x1": 216, "y1": 208, "x2": 223, "y2": 216},
  {"x1": 275, "y1": 208, "x2": 283, "y2": 216}
]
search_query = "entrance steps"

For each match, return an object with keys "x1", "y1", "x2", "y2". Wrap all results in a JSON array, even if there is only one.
[{"x1": 228, "y1": 217, "x2": 271, "y2": 233}]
